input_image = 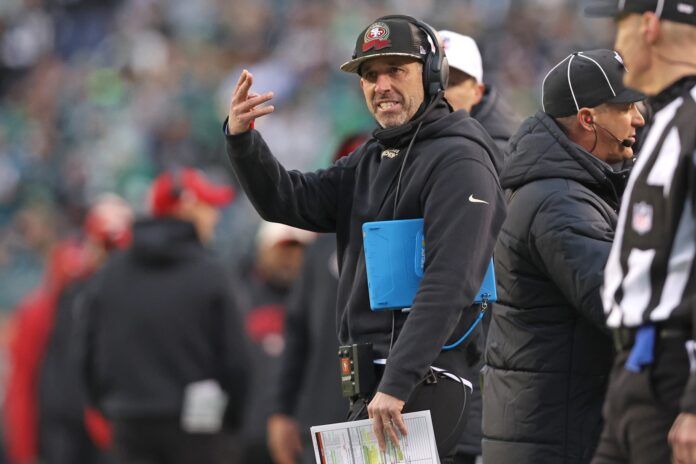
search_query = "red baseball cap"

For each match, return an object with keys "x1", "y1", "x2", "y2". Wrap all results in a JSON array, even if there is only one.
[{"x1": 150, "y1": 168, "x2": 236, "y2": 217}]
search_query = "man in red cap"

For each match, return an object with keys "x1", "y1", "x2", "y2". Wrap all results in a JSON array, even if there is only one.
[
  {"x1": 78, "y1": 168, "x2": 249, "y2": 464},
  {"x1": 5, "y1": 194, "x2": 133, "y2": 464}
]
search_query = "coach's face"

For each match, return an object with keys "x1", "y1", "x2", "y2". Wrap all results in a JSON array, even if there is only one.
[
  {"x1": 359, "y1": 56, "x2": 425, "y2": 128},
  {"x1": 615, "y1": 14, "x2": 650, "y2": 92}
]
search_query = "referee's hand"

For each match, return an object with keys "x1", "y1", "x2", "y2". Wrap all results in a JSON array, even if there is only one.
[
  {"x1": 368, "y1": 392, "x2": 407, "y2": 453},
  {"x1": 670, "y1": 412, "x2": 696, "y2": 463}
]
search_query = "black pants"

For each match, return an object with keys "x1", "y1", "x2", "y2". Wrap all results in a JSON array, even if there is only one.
[
  {"x1": 349, "y1": 369, "x2": 470, "y2": 462},
  {"x1": 592, "y1": 336, "x2": 689, "y2": 464},
  {"x1": 241, "y1": 440, "x2": 273, "y2": 464},
  {"x1": 112, "y1": 418, "x2": 240, "y2": 464},
  {"x1": 39, "y1": 418, "x2": 113, "y2": 464}
]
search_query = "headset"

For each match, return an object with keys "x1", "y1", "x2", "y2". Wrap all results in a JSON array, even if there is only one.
[
  {"x1": 585, "y1": 115, "x2": 633, "y2": 148},
  {"x1": 375, "y1": 14, "x2": 449, "y2": 100}
]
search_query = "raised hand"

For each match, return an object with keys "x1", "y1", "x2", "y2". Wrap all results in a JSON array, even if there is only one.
[{"x1": 227, "y1": 69, "x2": 275, "y2": 135}]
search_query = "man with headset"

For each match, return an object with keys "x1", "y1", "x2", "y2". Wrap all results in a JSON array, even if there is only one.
[
  {"x1": 224, "y1": 15, "x2": 506, "y2": 461},
  {"x1": 482, "y1": 49, "x2": 645, "y2": 464}
]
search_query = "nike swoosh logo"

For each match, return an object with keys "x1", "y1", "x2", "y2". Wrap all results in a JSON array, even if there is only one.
[{"x1": 468, "y1": 194, "x2": 489, "y2": 204}]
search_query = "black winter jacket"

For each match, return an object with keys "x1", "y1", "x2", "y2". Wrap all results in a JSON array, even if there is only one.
[
  {"x1": 79, "y1": 218, "x2": 248, "y2": 425},
  {"x1": 482, "y1": 112, "x2": 626, "y2": 463},
  {"x1": 225, "y1": 100, "x2": 507, "y2": 401}
]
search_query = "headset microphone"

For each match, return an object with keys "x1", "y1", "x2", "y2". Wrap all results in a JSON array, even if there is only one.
[{"x1": 586, "y1": 117, "x2": 633, "y2": 148}]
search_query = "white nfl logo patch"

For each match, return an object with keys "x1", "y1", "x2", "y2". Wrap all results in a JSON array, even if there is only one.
[{"x1": 632, "y1": 201, "x2": 653, "y2": 235}]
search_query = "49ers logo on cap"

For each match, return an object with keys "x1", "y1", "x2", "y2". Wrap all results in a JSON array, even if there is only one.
[{"x1": 363, "y1": 22, "x2": 391, "y2": 52}]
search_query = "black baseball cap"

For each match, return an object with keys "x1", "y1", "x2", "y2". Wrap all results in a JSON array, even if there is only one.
[
  {"x1": 340, "y1": 18, "x2": 429, "y2": 74},
  {"x1": 585, "y1": 0, "x2": 696, "y2": 25},
  {"x1": 542, "y1": 49, "x2": 645, "y2": 118}
]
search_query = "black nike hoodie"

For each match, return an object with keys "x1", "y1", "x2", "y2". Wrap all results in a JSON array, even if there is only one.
[{"x1": 225, "y1": 98, "x2": 506, "y2": 401}]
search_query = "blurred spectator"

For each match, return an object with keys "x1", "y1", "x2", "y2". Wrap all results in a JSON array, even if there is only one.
[
  {"x1": 4, "y1": 193, "x2": 132, "y2": 464},
  {"x1": 266, "y1": 134, "x2": 366, "y2": 464},
  {"x1": 38, "y1": 193, "x2": 132, "y2": 464},
  {"x1": 440, "y1": 29, "x2": 520, "y2": 154},
  {"x1": 234, "y1": 221, "x2": 314, "y2": 464},
  {"x1": 79, "y1": 168, "x2": 247, "y2": 464}
]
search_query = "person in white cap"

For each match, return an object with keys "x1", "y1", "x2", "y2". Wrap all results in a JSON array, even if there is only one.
[
  {"x1": 440, "y1": 30, "x2": 519, "y2": 153},
  {"x1": 235, "y1": 221, "x2": 315, "y2": 464}
]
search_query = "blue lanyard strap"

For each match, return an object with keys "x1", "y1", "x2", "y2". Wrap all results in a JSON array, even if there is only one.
[{"x1": 442, "y1": 296, "x2": 489, "y2": 351}]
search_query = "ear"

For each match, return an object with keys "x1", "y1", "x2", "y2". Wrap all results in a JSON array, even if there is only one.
[
  {"x1": 578, "y1": 109, "x2": 594, "y2": 131},
  {"x1": 473, "y1": 83, "x2": 485, "y2": 105},
  {"x1": 641, "y1": 11, "x2": 661, "y2": 45}
]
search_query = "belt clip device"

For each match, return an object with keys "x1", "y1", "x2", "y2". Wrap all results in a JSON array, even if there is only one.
[{"x1": 338, "y1": 343, "x2": 376, "y2": 398}]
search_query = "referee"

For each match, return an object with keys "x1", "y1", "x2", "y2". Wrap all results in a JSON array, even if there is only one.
[{"x1": 586, "y1": 1, "x2": 696, "y2": 463}]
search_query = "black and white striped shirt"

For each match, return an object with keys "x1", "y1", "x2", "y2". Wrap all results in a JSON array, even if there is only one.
[{"x1": 603, "y1": 77, "x2": 696, "y2": 328}]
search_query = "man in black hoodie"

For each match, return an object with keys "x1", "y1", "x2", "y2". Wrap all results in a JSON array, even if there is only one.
[
  {"x1": 439, "y1": 29, "x2": 519, "y2": 464},
  {"x1": 224, "y1": 15, "x2": 506, "y2": 462},
  {"x1": 482, "y1": 49, "x2": 645, "y2": 464},
  {"x1": 79, "y1": 168, "x2": 249, "y2": 464}
]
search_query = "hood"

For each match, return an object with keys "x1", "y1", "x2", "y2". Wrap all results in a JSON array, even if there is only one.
[
  {"x1": 131, "y1": 217, "x2": 202, "y2": 264},
  {"x1": 470, "y1": 85, "x2": 520, "y2": 143},
  {"x1": 501, "y1": 111, "x2": 625, "y2": 203},
  {"x1": 373, "y1": 96, "x2": 504, "y2": 175}
]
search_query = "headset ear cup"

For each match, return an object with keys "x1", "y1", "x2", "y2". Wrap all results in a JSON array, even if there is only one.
[
  {"x1": 422, "y1": 53, "x2": 433, "y2": 98},
  {"x1": 440, "y1": 56, "x2": 449, "y2": 92}
]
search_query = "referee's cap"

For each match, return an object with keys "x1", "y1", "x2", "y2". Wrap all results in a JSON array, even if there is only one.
[
  {"x1": 585, "y1": 0, "x2": 696, "y2": 25},
  {"x1": 542, "y1": 49, "x2": 645, "y2": 118}
]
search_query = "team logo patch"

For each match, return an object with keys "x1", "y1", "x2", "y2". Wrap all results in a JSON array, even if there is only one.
[
  {"x1": 677, "y1": 2, "x2": 694, "y2": 14},
  {"x1": 363, "y1": 22, "x2": 391, "y2": 52},
  {"x1": 632, "y1": 201, "x2": 653, "y2": 235},
  {"x1": 381, "y1": 148, "x2": 400, "y2": 159},
  {"x1": 614, "y1": 51, "x2": 626, "y2": 69}
]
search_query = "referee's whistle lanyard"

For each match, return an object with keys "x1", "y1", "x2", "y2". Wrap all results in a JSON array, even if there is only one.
[{"x1": 625, "y1": 324, "x2": 656, "y2": 373}]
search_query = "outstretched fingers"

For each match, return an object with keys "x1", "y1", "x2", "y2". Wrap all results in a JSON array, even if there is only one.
[{"x1": 227, "y1": 70, "x2": 275, "y2": 135}]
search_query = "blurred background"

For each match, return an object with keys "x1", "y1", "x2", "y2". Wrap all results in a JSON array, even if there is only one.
[{"x1": 0, "y1": 0, "x2": 614, "y2": 459}]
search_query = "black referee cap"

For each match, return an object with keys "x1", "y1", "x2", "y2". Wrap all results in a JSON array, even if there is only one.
[
  {"x1": 585, "y1": 0, "x2": 696, "y2": 25},
  {"x1": 542, "y1": 49, "x2": 645, "y2": 118}
]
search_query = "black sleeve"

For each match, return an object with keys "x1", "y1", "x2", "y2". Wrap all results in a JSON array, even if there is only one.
[
  {"x1": 74, "y1": 277, "x2": 101, "y2": 408},
  {"x1": 530, "y1": 190, "x2": 614, "y2": 332},
  {"x1": 271, "y1": 248, "x2": 314, "y2": 416},
  {"x1": 378, "y1": 154, "x2": 507, "y2": 401},
  {"x1": 224, "y1": 126, "x2": 350, "y2": 233}
]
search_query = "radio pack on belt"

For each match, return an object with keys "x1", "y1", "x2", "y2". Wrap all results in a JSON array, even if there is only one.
[
  {"x1": 338, "y1": 343, "x2": 375, "y2": 398},
  {"x1": 362, "y1": 218, "x2": 496, "y2": 310}
]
